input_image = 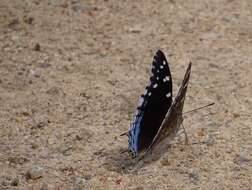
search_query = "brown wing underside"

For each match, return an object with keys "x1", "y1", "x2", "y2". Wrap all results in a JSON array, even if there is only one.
[{"x1": 139, "y1": 62, "x2": 192, "y2": 160}]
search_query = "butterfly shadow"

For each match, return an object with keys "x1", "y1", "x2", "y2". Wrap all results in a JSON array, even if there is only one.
[
  {"x1": 101, "y1": 139, "x2": 176, "y2": 173},
  {"x1": 101, "y1": 146, "x2": 140, "y2": 174}
]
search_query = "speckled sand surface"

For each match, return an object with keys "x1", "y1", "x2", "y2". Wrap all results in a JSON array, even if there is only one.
[{"x1": 0, "y1": 0, "x2": 251, "y2": 189}]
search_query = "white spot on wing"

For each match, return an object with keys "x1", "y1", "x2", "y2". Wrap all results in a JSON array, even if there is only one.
[
  {"x1": 166, "y1": 92, "x2": 171, "y2": 98},
  {"x1": 157, "y1": 77, "x2": 159, "y2": 80},
  {"x1": 163, "y1": 60, "x2": 166, "y2": 65},
  {"x1": 157, "y1": 70, "x2": 159, "y2": 73},
  {"x1": 160, "y1": 65, "x2": 164, "y2": 69},
  {"x1": 163, "y1": 78, "x2": 166, "y2": 82},
  {"x1": 165, "y1": 76, "x2": 170, "y2": 81},
  {"x1": 144, "y1": 89, "x2": 148, "y2": 95},
  {"x1": 153, "y1": 84, "x2": 158, "y2": 88},
  {"x1": 138, "y1": 97, "x2": 144, "y2": 106},
  {"x1": 148, "y1": 92, "x2": 152, "y2": 96}
]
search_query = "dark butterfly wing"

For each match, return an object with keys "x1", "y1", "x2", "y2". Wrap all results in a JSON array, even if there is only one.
[
  {"x1": 128, "y1": 50, "x2": 172, "y2": 158},
  {"x1": 141, "y1": 62, "x2": 191, "y2": 158}
]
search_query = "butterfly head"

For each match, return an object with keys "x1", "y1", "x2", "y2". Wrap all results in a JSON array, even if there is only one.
[
  {"x1": 127, "y1": 130, "x2": 138, "y2": 158},
  {"x1": 128, "y1": 147, "x2": 137, "y2": 158}
]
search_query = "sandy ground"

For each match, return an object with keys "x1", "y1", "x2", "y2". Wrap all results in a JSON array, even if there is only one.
[{"x1": 0, "y1": 0, "x2": 251, "y2": 189}]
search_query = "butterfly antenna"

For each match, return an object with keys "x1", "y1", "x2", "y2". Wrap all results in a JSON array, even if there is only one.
[
  {"x1": 120, "y1": 149, "x2": 128, "y2": 154},
  {"x1": 181, "y1": 123, "x2": 189, "y2": 145},
  {"x1": 120, "y1": 131, "x2": 128, "y2": 137},
  {"x1": 183, "y1": 103, "x2": 214, "y2": 115}
]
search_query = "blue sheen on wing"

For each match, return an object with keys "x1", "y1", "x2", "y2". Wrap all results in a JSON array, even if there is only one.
[
  {"x1": 128, "y1": 113, "x2": 143, "y2": 153},
  {"x1": 127, "y1": 50, "x2": 173, "y2": 157}
]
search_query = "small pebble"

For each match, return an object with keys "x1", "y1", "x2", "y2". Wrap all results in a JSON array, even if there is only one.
[
  {"x1": 40, "y1": 182, "x2": 49, "y2": 190},
  {"x1": 24, "y1": 17, "x2": 34, "y2": 24},
  {"x1": 132, "y1": 186, "x2": 144, "y2": 190},
  {"x1": 36, "y1": 121, "x2": 47, "y2": 129},
  {"x1": 189, "y1": 170, "x2": 199, "y2": 184},
  {"x1": 11, "y1": 177, "x2": 19, "y2": 186},
  {"x1": 25, "y1": 166, "x2": 44, "y2": 180},
  {"x1": 233, "y1": 153, "x2": 250, "y2": 166},
  {"x1": 74, "y1": 177, "x2": 88, "y2": 190},
  {"x1": 127, "y1": 25, "x2": 142, "y2": 33},
  {"x1": 46, "y1": 87, "x2": 61, "y2": 95},
  {"x1": 160, "y1": 158, "x2": 171, "y2": 166},
  {"x1": 8, "y1": 18, "x2": 19, "y2": 28},
  {"x1": 34, "y1": 43, "x2": 41, "y2": 51}
]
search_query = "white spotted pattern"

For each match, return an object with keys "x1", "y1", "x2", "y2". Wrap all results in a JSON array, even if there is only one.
[
  {"x1": 160, "y1": 65, "x2": 164, "y2": 69},
  {"x1": 157, "y1": 77, "x2": 159, "y2": 80},
  {"x1": 148, "y1": 92, "x2": 152, "y2": 96},
  {"x1": 163, "y1": 60, "x2": 166, "y2": 65},
  {"x1": 162, "y1": 76, "x2": 170, "y2": 82}
]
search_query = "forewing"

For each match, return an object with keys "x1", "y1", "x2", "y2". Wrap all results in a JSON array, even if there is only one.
[
  {"x1": 128, "y1": 50, "x2": 173, "y2": 154},
  {"x1": 141, "y1": 62, "x2": 192, "y2": 158}
]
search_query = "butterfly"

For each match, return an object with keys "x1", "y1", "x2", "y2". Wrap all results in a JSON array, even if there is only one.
[{"x1": 124, "y1": 50, "x2": 191, "y2": 159}]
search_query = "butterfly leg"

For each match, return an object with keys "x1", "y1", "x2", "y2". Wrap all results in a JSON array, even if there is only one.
[{"x1": 181, "y1": 123, "x2": 189, "y2": 145}]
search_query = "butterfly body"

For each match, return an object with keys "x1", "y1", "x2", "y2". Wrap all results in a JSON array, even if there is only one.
[{"x1": 127, "y1": 50, "x2": 191, "y2": 159}]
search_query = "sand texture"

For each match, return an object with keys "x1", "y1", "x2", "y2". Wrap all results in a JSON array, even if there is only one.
[{"x1": 0, "y1": 0, "x2": 251, "y2": 189}]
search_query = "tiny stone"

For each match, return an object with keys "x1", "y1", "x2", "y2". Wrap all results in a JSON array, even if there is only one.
[
  {"x1": 24, "y1": 17, "x2": 34, "y2": 24},
  {"x1": 40, "y1": 63, "x2": 51, "y2": 68},
  {"x1": 232, "y1": 112, "x2": 240, "y2": 118},
  {"x1": 132, "y1": 186, "x2": 144, "y2": 190},
  {"x1": 160, "y1": 158, "x2": 171, "y2": 166},
  {"x1": 74, "y1": 177, "x2": 88, "y2": 190},
  {"x1": 83, "y1": 175, "x2": 91, "y2": 181},
  {"x1": 233, "y1": 153, "x2": 250, "y2": 166},
  {"x1": 46, "y1": 87, "x2": 60, "y2": 95},
  {"x1": 22, "y1": 111, "x2": 30, "y2": 116},
  {"x1": 189, "y1": 170, "x2": 199, "y2": 184},
  {"x1": 1, "y1": 176, "x2": 12, "y2": 186},
  {"x1": 8, "y1": 18, "x2": 19, "y2": 28},
  {"x1": 1, "y1": 180, "x2": 9, "y2": 186},
  {"x1": 127, "y1": 25, "x2": 141, "y2": 33},
  {"x1": 76, "y1": 134, "x2": 82, "y2": 141},
  {"x1": 11, "y1": 177, "x2": 19, "y2": 186},
  {"x1": 36, "y1": 121, "x2": 47, "y2": 129},
  {"x1": 25, "y1": 166, "x2": 44, "y2": 180},
  {"x1": 32, "y1": 116, "x2": 49, "y2": 129},
  {"x1": 204, "y1": 137, "x2": 215, "y2": 146},
  {"x1": 34, "y1": 43, "x2": 41, "y2": 51},
  {"x1": 31, "y1": 143, "x2": 39, "y2": 149},
  {"x1": 40, "y1": 182, "x2": 49, "y2": 190}
]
